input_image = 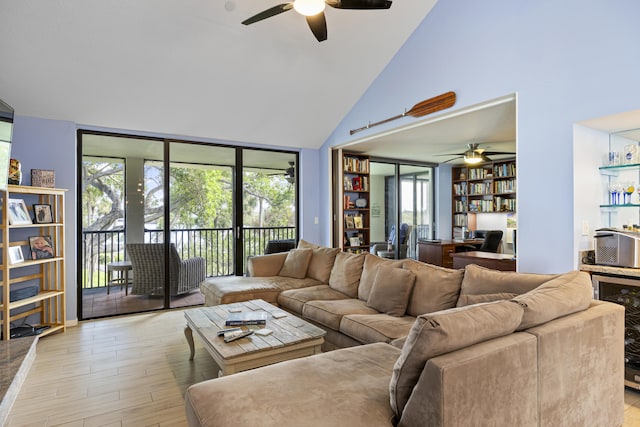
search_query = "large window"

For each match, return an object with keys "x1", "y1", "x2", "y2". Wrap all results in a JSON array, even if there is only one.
[{"x1": 78, "y1": 132, "x2": 298, "y2": 320}]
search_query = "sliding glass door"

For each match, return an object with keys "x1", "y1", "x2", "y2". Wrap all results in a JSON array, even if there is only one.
[
  {"x1": 368, "y1": 160, "x2": 434, "y2": 259},
  {"x1": 79, "y1": 132, "x2": 298, "y2": 319}
]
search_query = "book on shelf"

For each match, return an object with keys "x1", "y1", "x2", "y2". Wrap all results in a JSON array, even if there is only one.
[
  {"x1": 225, "y1": 311, "x2": 268, "y2": 326},
  {"x1": 353, "y1": 215, "x2": 363, "y2": 229}
]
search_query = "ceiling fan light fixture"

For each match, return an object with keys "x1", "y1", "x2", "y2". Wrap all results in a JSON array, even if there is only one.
[
  {"x1": 293, "y1": 0, "x2": 325, "y2": 16},
  {"x1": 464, "y1": 150, "x2": 483, "y2": 164}
]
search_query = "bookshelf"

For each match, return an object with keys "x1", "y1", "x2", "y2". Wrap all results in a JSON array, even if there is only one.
[
  {"x1": 452, "y1": 159, "x2": 516, "y2": 235},
  {"x1": 1, "y1": 185, "x2": 66, "y2": 340},
  {"x1": 339, "y1": 152, "x2": 370, "y2": 253}
]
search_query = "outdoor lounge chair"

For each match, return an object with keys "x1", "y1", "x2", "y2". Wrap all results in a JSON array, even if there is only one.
[{"x1": 126, "y1": 243, "x2": 206, "y2": 296}]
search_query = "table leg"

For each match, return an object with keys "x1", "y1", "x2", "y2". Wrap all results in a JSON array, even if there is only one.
[
  {"x1": 184, "y1": 325, "x2": 195, "y2": 361},
  {"x1": 124, "y1": 270, "x2": 129, "y2": 296}
]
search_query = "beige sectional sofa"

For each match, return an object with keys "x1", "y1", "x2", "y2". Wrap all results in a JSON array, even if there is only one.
[{"x1": 190, "y1": 241, "x2": 625, "y2": 426}]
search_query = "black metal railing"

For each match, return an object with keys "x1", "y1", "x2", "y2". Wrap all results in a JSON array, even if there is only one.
[{"x1": 81, "y1": 226, "x2": 296, "y2": 289}]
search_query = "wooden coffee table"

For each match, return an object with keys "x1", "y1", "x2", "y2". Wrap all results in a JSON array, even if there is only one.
[{"x1": 184, "y1": 299, "x2": 326, "y2": 376}]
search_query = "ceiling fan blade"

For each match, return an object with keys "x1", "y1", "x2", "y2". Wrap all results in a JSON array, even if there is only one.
[
  {"x1": 327, "y1": 0, "x2": 392, "y2": 9},
  {"x1": 306, "y1": 12, "x2": 327, "y2": 42},
  {"x1": 242, "y1": 3, "x2": 294, "y2": 25},
  {"x1": 441, "y1": 156, "x2": 463, "y2": 163},
  {"x1": 481, "y1": 151, "x2": 516, "y2": 156}
]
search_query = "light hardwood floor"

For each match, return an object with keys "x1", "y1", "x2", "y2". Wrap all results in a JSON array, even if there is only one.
[
  {"x1": 7, "y1": 309, "x2": 217, "y2": 426},
  {"x1": 6, "y1": 308, "x2": 640, "y2": 426}
]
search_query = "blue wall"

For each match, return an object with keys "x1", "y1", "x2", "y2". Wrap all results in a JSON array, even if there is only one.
[
  {"x1": 10, "y1": 116, "x2": 321, "y2": 321},
  {"x1": 321, "y1": 0, "x2": 640, "y2": 273}
]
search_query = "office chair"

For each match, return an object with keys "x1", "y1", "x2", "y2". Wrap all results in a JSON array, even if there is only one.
[{"x1": 457, "y1": 230, "x2": 503, "y2": 253}]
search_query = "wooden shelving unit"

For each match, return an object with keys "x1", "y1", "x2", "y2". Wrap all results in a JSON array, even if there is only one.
[
  {"x1": 1, "y1": 185, "x2": 66, "y2": 340},
  {"x1": 452, "y1": 159, "x2": 516, "y2": 235},
  {"x1": 337, "y1": 152, "x2": 370, "y2": 253}
]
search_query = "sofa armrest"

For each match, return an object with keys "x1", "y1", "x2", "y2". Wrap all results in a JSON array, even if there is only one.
[
  {"x1": 399, "y1": 333, "x2": 538, "y2": 427},
  {"x1": 247, "y1": 252, "x2": 288, "y2": 277}
]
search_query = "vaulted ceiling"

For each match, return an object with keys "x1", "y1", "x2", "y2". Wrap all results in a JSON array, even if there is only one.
[{"x1": 0, "y1": 0, "x2": 437, "y2": 150}]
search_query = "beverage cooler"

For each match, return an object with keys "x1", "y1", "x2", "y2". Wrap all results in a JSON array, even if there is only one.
[{"x1": 592, "y1": 274, "x2": 640, "y2": 390}]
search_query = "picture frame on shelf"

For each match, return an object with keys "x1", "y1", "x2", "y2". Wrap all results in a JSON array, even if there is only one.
[
  {"x1": 8, "y1": 246, "x2": 24, "y2": 264},
  {"x1": 345, "y1": 215, "x2": 355, "y2": 229},
  {"x1": 33, "y1": 204, "x2": 53, "y2": 224},
  {"x1": 353, "y1": 215, "x2": 363, "y2": 229},
  {"x1": 349, "y1": 237, "x2": 361, "y2": 247},
  {"x1": 29, "y1": 235, "x2": 54, "y2": 260},
  {"x1": 7, "y1": 198, "x2": 32, "y2": 225}
]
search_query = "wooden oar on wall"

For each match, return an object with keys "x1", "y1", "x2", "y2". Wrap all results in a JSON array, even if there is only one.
[{"x1": 349, "y1": 91, "x2": 456, "y2": 135}]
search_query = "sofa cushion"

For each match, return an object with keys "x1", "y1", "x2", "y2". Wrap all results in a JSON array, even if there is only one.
[
  {"x1": 456, "y1": 264, "x2": 557, "y2": 307},
  {"x1": 185, "y1": 343, "x2": 401, "y2": 427},
  {"x1": 298, "y1": 240, "x2": 341, "y2": 283},
  {"x1": 328, "y1": 252, "x2": 366, "y2": 298},
  {"x1": 247, "y1": 252, "x2": 288, "y2": 277},
  {"x1": 277, "y1": 285, "x2": 350, "y2": 314},
  {"x1": 358, "y1": 254, "x2": 404, "y2": 301},
  {"x1": 402, "y1": 259, "x2": 464, "y2": 316},
  {"x1": 303, "y1": 299, "x2": 378, "y2": 331},
  {"x1": 389, "y1": 300, "x2": 525, "y2": 417},
  {"x1": 512, "y1": 270, "x2": 593, "y2": 330},
  {"x1": 340, "y1": 313, "x2": 416, "y2": 345},
  {"x1": 366, "y1": 266, "x2": 416, "y2": 317},
  {"x1": 278, "y1": 248, "x2": 313, "y2": 279},
  {"x1": 200, "y1": 276, "x2": 281, "y2": 306}
]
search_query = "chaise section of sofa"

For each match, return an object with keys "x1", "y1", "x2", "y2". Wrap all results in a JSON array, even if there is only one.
[{"x1": 185, "y1": 343, "x2": 401, "y2": 427}]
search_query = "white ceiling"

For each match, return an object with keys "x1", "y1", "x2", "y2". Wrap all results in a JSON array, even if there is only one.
[{"x1": 0, "y1": 0, "x2": 438, "y2": 150}]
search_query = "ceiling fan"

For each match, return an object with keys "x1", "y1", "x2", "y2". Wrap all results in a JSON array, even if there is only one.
[
  {"x1": 438, "y1": 143, "x2": 515, "y2": 164},
  {"x1": 241, "y1": 0, "x2": 393, "y2": 42},
  {"x1": 268, "y1": 161, "x2": 296, "y2": 183}
]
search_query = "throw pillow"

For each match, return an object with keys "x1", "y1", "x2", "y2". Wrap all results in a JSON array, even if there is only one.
[
  {"x1": 297, "y1": 239, "x2": 340, "y2": 283},
  {"x1": 278, "y1": 248, "x2": 313, "y2": 279},
  {"x1": 389, "y1": 300, "x2": 524, "y2": 417},
  {"x1": 366, "y1": 266, "x2": 416, "y2": 316},
  {"x1": 358, "y1": 254, "x2": 403, "y2": 301},
  {"x1": 456, "y1": 264, "x2": 557, "y2": 307},
  {"x1": 328, "y1": 252, "x2": 366, "y2": 298},
  {"x1": 512, "y1": 270, "x2": 593, "y2": 330},
  {"x1": 402, "y1": 259, "x2": 464, "y2": 316}
]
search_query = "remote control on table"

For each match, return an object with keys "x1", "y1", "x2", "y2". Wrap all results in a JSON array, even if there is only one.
[
  {"x1": 223, "y1": 329, "x2": 254, "y2": 343},
  {"x1": 217, "y1": 327, "x2": 243, "y2": 336}
]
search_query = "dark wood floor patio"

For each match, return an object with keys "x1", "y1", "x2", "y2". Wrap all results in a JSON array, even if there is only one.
[{"x1": 81, "y1": 285, "x2": 204, "y2": 319}]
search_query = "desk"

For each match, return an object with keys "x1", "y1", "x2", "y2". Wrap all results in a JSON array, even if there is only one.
[
  {"x1": 451, "y1": 251, "x2": 516, "y2": 271},
  {"x1": 417, "y1": 239, "x2": 484, "y2": 268}
]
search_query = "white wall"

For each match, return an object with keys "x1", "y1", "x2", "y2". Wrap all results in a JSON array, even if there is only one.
[{"x1": 320, "y1": 0, "x2": 640, "y2": 274}]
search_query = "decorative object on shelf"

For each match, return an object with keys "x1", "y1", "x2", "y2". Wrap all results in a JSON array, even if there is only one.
[
  {"x1": 355, "y1": 198, "x2": 367, "y2": 208},
  {"x1": 29, "y1": 235, "x2": 54, "y2": 260},
  {"x1": 353, "y1": 215, "x2": 363, "y2": 229},
  {"x1": 349, "y1": 237, "x2": 361, "y2": 247},
  {"x1": 8, "y1": 246, "x2": 24, "y2": 264},
  {"x1": 7, "y1": 198, "x2": 31, "y2": 225},
  {"x1": 350, "y1": 91, "x2": 456, "y2": 135},
  {"x1": 31, "y1": 169, "x2": 55, "y2": 188},
  {"x1": 33, "y1": 204, "x2": 53, "y2": 224},
  {"x1": 8, "y1": 158, "x2": 21, "y2": 185}
]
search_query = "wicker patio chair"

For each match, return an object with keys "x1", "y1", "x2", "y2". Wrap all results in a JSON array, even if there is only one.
[{"x1": 126, "y1": 243, "x2": 206, "y2": 296}]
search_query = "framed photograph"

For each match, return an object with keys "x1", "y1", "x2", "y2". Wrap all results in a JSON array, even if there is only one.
[
  {"x1": 7, "y1": 198, "x2": 31, "y2": 225},
  {"x1": 33, "y1": 204, "x2": 53, "y2": 224},
  {"x1": 353, "y1": 215, "x2": 363, "y2": 229},
  {"x1": 349, "y1": 237, "x2": 361, "y2": 247},
  {"x1": 29, "y1": 235, "x2": 54, "y2": 260},
  {"x1": 345, "y1": 215, "x2": 355, "y2": 229},
  {"x1": 8, "y1": 246, "x2": 24, "y2": 264}
]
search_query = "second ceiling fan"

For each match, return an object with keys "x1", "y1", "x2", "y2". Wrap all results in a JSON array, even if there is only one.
[
  {"x1": 242, "y1": 0, "x2": 392, "y2": 42},
  {"x1": 439, "y1": 143, "x2": 515, "y2": 164}
]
